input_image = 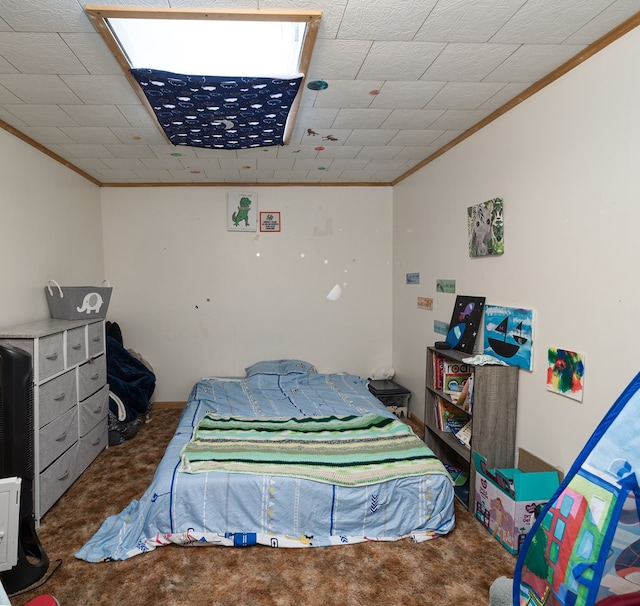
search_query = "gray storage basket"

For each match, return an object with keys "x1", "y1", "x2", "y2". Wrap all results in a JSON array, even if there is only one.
[{"x1": 45, "y1": 279, "x2": 112, "y2": 320}]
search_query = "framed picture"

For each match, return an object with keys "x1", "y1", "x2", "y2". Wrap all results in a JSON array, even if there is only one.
[
  {"x1": 483, "y1": 305, "x2": 534, "y2": 371},
  {"x1": 467, "y1": 197, "x2": 504, "y2": 257},
  {"x1": 259, "y1": 211, "x2": 281, "y2": 232},
  {"x1": 445, "y1": 295, "x2": 485, "y2": 353},
  {"x1": 228, "y1": 192, "x2": 258, "y2": 231}
]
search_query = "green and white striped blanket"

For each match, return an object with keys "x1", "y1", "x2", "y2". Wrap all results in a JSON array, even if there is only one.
[{"x1": 180, "y1": 412, "x2": 446, "y2": 487}]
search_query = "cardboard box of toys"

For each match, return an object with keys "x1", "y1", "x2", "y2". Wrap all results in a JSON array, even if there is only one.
[{"x1": 473, "y1": 451, "x2": 559, "y2": 554}]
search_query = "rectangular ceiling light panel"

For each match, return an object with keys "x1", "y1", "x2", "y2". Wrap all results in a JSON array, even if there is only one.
[{"x1": 86, "y1": 7, "x2": 321, "y2": 150}]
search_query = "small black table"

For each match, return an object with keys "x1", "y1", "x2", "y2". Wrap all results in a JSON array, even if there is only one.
[{"x1": 367, "y1": 379, "x2": 411, "y2": 418}]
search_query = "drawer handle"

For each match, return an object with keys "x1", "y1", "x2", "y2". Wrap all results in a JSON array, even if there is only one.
[
  {"x1": 92, "y1": 336, "x2": 101, "y2": 342},
  {"x1": 53, "y1": 393, "x2": 66, "y2": 401},
  {"x1": 58, "y1": 471, "x2": 69, "y2": 482},
  {"x1": 91, "y1": 437, "x2": 101, "y2": 446},
  {"x1": 45, "y1": 353, "x2": 59, "y2": 361},
  {"x1": 90, "y1": 373, "x2": 100, "y2": 380},
  {"x1": 55, "y1": 431, "x2": 68, "y2": 442},
  {"x1": 72, "y1": 343, "x2": 82, "y2": 350},
  {"x1": 92, "y1": 406, "x2": 103, "y2": 414}
]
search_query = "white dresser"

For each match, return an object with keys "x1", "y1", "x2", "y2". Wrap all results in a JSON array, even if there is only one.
[{"x1": 0, "y1": 319, "x2": 109, "y2": 523}]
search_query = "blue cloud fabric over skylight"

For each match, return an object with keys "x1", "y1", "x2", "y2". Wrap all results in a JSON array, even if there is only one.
[{"x1": 130, "y1": 68, "x2": 303, "y2": 149}]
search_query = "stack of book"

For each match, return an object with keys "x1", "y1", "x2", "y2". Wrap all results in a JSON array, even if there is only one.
[{"x1": 434, "y1": 397, "x2": 468, "y2": 433}]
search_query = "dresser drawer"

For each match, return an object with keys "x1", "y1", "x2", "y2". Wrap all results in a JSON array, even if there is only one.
[
  {"x1": 38, "y1": 332, "x2": 64, "y2": 381},
  {"x1": 78, "y1": 354, "x2": 106, "y2": 400},
  {"x1": 39, "y1": 406, "x2": 78, "y2": 470},
  {"x1": 77, "y1": 416, "x2": 108, "y2": 475},
  {"x1": 66, "y1": 325, "x2": 86, "y2": 367},
  {"x1": 87, "y1": 322, "x2": 105, "y2": 358},
  {"x1": 39, "y1": 442, "x2": 78, "y2": 517},
  {"x1": 39, "y1": 369, "x2": 77, "y2": 428},
  {"x1": 79, "y1": 384, "x2": 109, "y2": 437}
]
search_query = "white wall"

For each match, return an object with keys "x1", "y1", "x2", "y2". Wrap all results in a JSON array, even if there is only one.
[
  {"x1": 392, "y1": 26, "x2": 640, "y2": 474},
  {"x1": 0, "y1": 129, "x2": 103, "y2": 328},
  {"x1": 101, "y1": 186, "x2": 393, "y2": 401}
]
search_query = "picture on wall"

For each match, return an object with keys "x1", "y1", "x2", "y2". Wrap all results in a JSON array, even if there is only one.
[
  {"x1": 547, "y1": 348, "x2": 585, "y2": 402},
  {"x1": 467, "y1": 197, "x2": 504, "y2": 257},
  {"x1": 484, "y1": 305, "x2": 534, "y2": 370},
  {"x1": 228, "y1": 192, "x2": 258, "y2": 231},
  {"x1": 445, "y1": 295, "x2": 486, "y2": 353}
]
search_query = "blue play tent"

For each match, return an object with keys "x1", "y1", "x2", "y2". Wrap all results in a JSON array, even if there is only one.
[{"x1": 514, "y1": 372, "x2": 640, "y2": 605}]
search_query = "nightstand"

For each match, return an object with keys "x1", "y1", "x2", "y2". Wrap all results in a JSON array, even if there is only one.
[{"x1": 368, "y1": 379, "x2": 411, "y2": 418}]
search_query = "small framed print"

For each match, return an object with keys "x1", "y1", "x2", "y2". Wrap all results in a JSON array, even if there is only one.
[
  {"x1": 260, "y1": 211, "x2": 281, "y2": 232},
  {"x1": 228, "y1": 192, "x2": 258, "y2": 231}
]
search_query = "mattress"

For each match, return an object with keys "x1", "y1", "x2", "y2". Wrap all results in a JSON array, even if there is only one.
[{"x1": 76, "y1": 367, "x2": 455, "y2": 561}]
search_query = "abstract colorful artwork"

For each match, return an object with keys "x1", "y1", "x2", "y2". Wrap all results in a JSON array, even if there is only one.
[
  {"x1": 483, "y1": 305, "x2": 533, "y2": 370},
  {"x1": 547, "y1": 348, "x2": 585, "y2": 402},
  {"x1": 445, "y1": 295, "x2": 485, "y2": 353},
  {"x1": 467, "y1": 197, "x2": 504, "y2": 257}
]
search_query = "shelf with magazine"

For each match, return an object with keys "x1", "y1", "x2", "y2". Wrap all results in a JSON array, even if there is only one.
[{"x1": 424, "y1": 346, "x2": 519, "y2": 510}]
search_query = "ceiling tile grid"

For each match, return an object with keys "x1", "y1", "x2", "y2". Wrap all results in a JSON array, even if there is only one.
[{"x1": 0, "y1": 0, "x2": 638, "y2": 185}]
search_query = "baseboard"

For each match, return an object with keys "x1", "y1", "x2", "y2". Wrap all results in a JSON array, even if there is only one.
[{"x1": 153, "y1": 401, "x2": 186, "y2": 410}]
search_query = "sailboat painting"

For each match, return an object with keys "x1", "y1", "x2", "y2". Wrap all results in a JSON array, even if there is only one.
[{"x1": 483, "y1": 305, "x2": 534, "y2": 370}]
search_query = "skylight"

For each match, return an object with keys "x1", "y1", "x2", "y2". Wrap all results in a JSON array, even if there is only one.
[{"x1": 85, "y1": 7, "x2": 322, "y2": 149}]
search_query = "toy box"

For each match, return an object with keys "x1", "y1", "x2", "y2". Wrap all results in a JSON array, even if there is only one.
[{"x1": 473, "y1": 451, "x2": 559, "y2": 554}]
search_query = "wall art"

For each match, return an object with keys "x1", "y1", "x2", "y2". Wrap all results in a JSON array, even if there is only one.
[
  {"x1": 228, "y1": 192, "x2": 258, "y2": 231},
  {"x1": 547, "y1": 348, "x2": 585, "y2": 402},
  {"x1": 468, "y1": 197, "x2": 504, "y2": 257},
  {"x1": 445, "y1": 295, "x2": 486, "y2": 353},
  {"x1": 484, "y1": 304, "x2": 533, "y2": 370}
]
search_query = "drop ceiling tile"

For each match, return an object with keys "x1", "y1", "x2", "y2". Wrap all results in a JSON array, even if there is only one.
[
  {"x1": 308, "y1": 39, "x2": 372, "y2": 80},
  {"x1": 3, "y1": 104, "x2": 79, "y2": 126},
  {"x1": 59, "y1": 126, "x2": 122, "y2": 145},
  {"x1": 60, "y1": 75, "x2": 140, "y2": 104},
  {"x1": 257, "y1": 158, "x2": 296, "y2": 170},
  {"x1": 148, "y1": 145, "x2": 197, "y2": 159},
  {"x1": 0, "y1": 74, "x2": 81, "y2": 104},
  {"x1": 0, "y1": 18, "x2": 10, "y2": 32},
  {"x1": 294, "y1": 106, "x2": 340, "y2": 130},
  {"x1": 0, "y1": 0, "x2": 94, "y2": 33},
  {"x1": 311, "y1": 80, "x2": 382, "y2": 108},
  {"x1": 70, "y1": 158, "x2": 112, "y2": 172},
  {"x1": 427, "y1": 82, "x2": 506, "y2": 110},
  {"x1": 369, "y1": 81, "x2": 444, "y2": 109},
  {"x1": 338, "y1": 169, "x2": 379, "y2": 182},
  {"x1": 380, "y1": 109, "x2": 444, "y2": 129},
  {"x1": 60, "y1": 104, "x2": 130, "y2": 127},
  {"x1": 102, "y1": 158, "x2": 149, "y2": 171},
  {"x1": 357, "y1": 41, "x2": 446, "y2": 80},
  {"x1": 219, "y1": 158, "x2": 257, "y2": 170},
  {"x1": 0, "y1": 84, "x2": 20, "y2": 103},
  {"x1": 484, "y1": 44, "x2": 586, "y2": 82},
  {"x1": 260, "y1": 0, "x2": 347, "y2": 39},
  {"x1": 0, "y1": 56, "x2": 19, "y2": 74},
  {"x1": 314, "y1": 147, "x2": 364, "y2": 160},
  {"x1": 95, "y1": 169, "x2": 139, "y2": 181},
  {"x1": 331, "y1": 108, "x2": 392, "y2": 129},
  {"x1": 116, "y1": 104, "x2": 158, "y2": 128},
  {"x1": 355, "y1": 146, "x2": 404, "y2": 160},
  {"x1": 414, "y1": 0, "x2": 525, "y2": 42},
  {"x1": 274, "y1": 170, "x2": 311, "y2": 181},
  {"x1": 337, "y1": 0, "x2": 437, "y2": 41},
  {"x1": 478, "y1": 83, "x2": 530, "y2": 111},
  {"x1": 329, "y1": 158, "x2": 369, "y2": 170},
  {"x1": 491, "y1": 0, "x2": 611, "y2": 44},
  {"x1": 19, "y1": 126, "x2": 76, "y2": 144},
  {"x1": 104, "y1": 144, "x2": 157, "y2": 159},
  {"x1": 428, "y1": 110, "x2": 492, "y2": 130},
  {"x1": 290, "y1": 128, "x2": 352, "y2": 146},
  {"x1": 131, "y1": 168, "x2": 172, "y2": 180},
  {"x1": 109, "y1": 126, "x2": 167, "y2": 145},
  {"x1": 140, "y1": 158, "x2": 184, "y2": 170},
  {"x1": 58, "y1": 143, "x2": 116, "y2": 158},
  {"x1": 394, "y1": 146, "x2": 437, "y2": 160},
  {"x1": 421, "y1": 43, "x2": 520, "y2": 81},
  {"x1": 168, "y1": 168, "x2": 213, "y2": 181},
  {"x1": 0, "y1": 33, "x2": 88, "y2": 74},
  {"x1": 344, "y1": 129, "x2": 398, "y2": 146},
  {"x1": 60, "y1": 33, "x2": 122, "y2": 75},
  {"x1": 0, "y1": 106, "x2": 25, "y2": 126},
  {"x1": 564, "y1": 1, "x2": 640, "y2": 44},
  {"x1": 388, "y1": 129, "x2": 445, "y2": 146}
]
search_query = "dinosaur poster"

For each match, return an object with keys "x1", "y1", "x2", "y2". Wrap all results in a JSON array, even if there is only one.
[{"x1": 228, "y1": 192, "x2": 258, "y2": 231}]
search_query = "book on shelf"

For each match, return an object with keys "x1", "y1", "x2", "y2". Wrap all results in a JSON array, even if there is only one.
[
  {"x1": 455, "y1": 419, "x2": 472, "y2": 448},
  {"x1": 434, "y1": 397, "x2": 468, "y2": 433},
  {"x1": 452, "y1": 374, "x2": 474, "y2": 413}
]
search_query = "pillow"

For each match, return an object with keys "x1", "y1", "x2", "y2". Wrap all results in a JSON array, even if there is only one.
[{"x1": 245, "y1": 359, "x2": 317, "y2": 376}]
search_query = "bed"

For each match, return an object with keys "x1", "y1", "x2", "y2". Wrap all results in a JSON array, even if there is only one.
[{"x1": 76, "y1": 360, "x2": 455, "y2": 561}]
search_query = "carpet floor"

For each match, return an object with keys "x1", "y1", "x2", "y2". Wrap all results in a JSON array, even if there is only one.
[{"x1": 8, "y1": 408, "x2": 516, "y2": 606}]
